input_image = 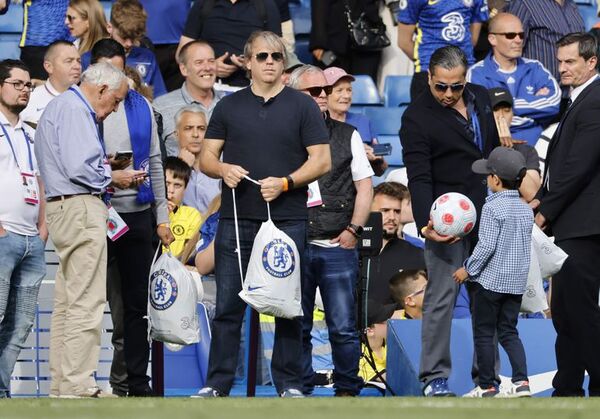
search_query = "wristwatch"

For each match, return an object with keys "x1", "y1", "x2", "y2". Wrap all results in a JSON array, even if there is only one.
[{"x1": 347, "y1": 223, "x2": 364, "y2": 237}]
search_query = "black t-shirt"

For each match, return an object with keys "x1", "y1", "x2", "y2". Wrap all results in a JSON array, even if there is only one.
[
  {"x1": 206, "y1": 86, "x2": 329, "y2": 221},
  {"x1": 183, "y1": 0, "x2": 282, "y2": 86},
  {"x1": 513, "y1": 143, "x2": 541, "y2": 173},
  {"x1": 367, "y1": 238, "x2": 427, "y2": 305}
]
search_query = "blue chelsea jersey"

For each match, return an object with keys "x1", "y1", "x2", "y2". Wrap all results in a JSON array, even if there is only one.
[
  {"x1": 20, "y1": 0, "x2": 72, "y2": 47},
  {"x1": 398, "y1": 0, "x2": 489, "y2": 72}
]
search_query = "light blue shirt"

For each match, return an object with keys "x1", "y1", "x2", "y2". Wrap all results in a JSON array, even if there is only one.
[
  {"x1": 34, "y1": 85, "x2": 112, "y2": 198},
  {"x1": 183, "y1": 169, "x2": 221, "y2": 214}
]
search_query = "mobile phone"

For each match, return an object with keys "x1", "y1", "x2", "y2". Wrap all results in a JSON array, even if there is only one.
[
  {"x1": 114, "y1": 150, "x2": 133, "y2": 160},
  {"x1": 372, "y1": 143, "x2": 392, "y2": 156},
  {"x1": 320, "y1": 50, "x2": 337, "y2": 66}
]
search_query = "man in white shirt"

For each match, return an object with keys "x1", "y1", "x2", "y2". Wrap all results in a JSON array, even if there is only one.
[
  {"x1": 289, "y1": 65, "x2": 373, "y2": 397},
  {"x1": 20, "y1": 41, "x2": 81, "y2": 125},
  {"x1": 0, "y1": 59, "x2": 46, "y2": 398}
]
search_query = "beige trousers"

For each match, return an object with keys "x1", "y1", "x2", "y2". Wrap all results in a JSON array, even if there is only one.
[{"x1": 46, "y1": 195, "x2": 108, "y2": 396}]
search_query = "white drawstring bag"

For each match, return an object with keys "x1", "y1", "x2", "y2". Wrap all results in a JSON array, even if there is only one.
[
  {"x1": 147, "y1": 247, "x2": 200, "y2": 345},
  {"x1": 521, "y1": 241, "x2": 549, "y2": 313},
  {"x1": 234, "y1": 178, "x2": 303, "y2": 319},
  {"x1": 531, "y1": 224, "x2": 568, "y2": 278}
]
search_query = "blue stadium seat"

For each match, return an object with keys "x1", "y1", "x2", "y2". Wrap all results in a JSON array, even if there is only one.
[
  {"x1": 383, "y1": 75, "x2": 412, "y2": 107},
  {"x1": 363, "y1": 107, "x2": 407, "y2": 166},
  {"x1": 0, "y1": 5, "x2": 23, "y2": 33},
  {"x1": 289, "y1": 1, "x2": 311, "y2": 36},
  {"x1": 578, "y1": 5, "x2": 599, "y2": 30},
  {"x1": 294, "y1": 37, "x2": 312, "y2": 65},
  {"x1": 352, "y1": 75, "x2": 382, "y2": 105},
  {"x1": 0, "y1": 34, "x2": 21, "y2": 60}
]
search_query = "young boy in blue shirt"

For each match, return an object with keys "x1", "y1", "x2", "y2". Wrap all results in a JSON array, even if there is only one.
[{"x1": 453, "y1": 147, "x2": 534, "y2": 398}]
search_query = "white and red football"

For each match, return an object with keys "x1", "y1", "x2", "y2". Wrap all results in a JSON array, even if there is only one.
[{"x1": 430, "y1": 192, "x2": 477, "y2": 238}]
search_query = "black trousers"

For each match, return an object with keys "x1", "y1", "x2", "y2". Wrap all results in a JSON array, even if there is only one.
[
  {"x1": 154, "y1": 44, "x2": 184, "y2": 93},
  {"x1": 20, "y1": 46, "x2": 49, "y2": 80},
  {"x1": 410, "y1": 71, "x2": 429, "y2": 103},
  {"x1": 468, "y1": 282, "x2": 528, "y2": 389},
  {"x1": 107, "y1": 209, "x2": 155, "y2": 394},
  {"x1": 551, "y1": 235, "x2": 600, "y2": 397}
]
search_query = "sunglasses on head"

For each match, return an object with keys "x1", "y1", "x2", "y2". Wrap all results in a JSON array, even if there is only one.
[
  {"x1": 433, "y1": 82, "x2": 465, "y2": 93},
  {"x1": 491, "y1": 32, "x2": 525, "y2": 40},
  {"x1": 303, "y1": 85, "x2": 333, "y2": 97},
  {"x1": 255, "y1": 52, "x2": 284, "y2": 62}
]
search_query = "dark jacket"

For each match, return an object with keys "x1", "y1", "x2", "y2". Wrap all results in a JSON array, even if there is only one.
[
  {"x1": 399, "y1": 83, "x2": 500, "y2": 244},
  {"x1": 538, "y1": 78, "x2": 600, "y2": 241},
  {"x1": 308, "y1": 117, "x2": 356, "y2": 239}
]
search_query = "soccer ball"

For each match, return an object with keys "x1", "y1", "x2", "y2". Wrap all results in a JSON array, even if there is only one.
[{"x1": 430, "y1": 192, "x2": 477, "y2": 238}]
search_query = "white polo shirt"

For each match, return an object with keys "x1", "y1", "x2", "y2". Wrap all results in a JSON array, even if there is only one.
[
  {"x1": 0, "y1": 111, "x2": 40, "y2": 236},
  {"x1": 20, "y1": 80, "x2": 61, "y2": 125}
]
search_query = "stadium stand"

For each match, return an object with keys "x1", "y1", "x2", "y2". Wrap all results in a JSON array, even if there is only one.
[
  {"x1": 0, "y1": 5, "x2": 23, "y2": 60},
  {"x1": 363, "y1": 107, "x2": 406, "y2": 167},
  {"x1": 351, "y1": 75, "x2": 382, "y2": 105},
  {"x1": 383, "y1": 75, "x2": 412, "y2": 107}
]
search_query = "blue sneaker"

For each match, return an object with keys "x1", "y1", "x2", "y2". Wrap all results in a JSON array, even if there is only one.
[
  {"x1": 423, "y1": 378, "x2": 456, "y2": 397},
  {"x1": 191, "y1": 387, "x2": 225, "y2": 398}
]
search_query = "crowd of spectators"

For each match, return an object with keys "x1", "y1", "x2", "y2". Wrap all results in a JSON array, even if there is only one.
[{"x1": 1, "y1": 0, "x2": 599, "y2": 400}]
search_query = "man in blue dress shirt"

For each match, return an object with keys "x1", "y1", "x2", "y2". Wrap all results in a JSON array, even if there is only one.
[{"x1": 34, "y1": 62, "x2": 144, "y2": 398}]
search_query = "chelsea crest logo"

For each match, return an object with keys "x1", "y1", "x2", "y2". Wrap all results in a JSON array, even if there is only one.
[
  {"x1": 150, "y1": 269, "x2": 178, "y2": 310},
  {"x1": 262, "y1": 239, "x2": 295, "y2": 278}
]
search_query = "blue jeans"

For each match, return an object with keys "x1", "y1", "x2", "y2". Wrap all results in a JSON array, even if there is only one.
[
  {"x1": 301, "y1": 244, "x2": 362, "y2": 395},
  {"x1": 0, "y1": 231, "x2": 46, "y2": 397},
  {"x1": 206, "y1": 219, "x2": 306, "y2": 395}
]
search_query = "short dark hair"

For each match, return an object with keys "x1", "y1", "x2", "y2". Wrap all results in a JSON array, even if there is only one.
[
  {"x1": 164, "y1": 156, "x2": 192, "y2": 186},
  {"x1": 178, "y1": 40, "x2": 214, "y2": 65},
  {"x1": 389, "y1": 270, "x2": 427, "y2": 308},
  {"x1": 0, "y1": 59, "x2": 30, "y2": 83},
  {"x1": 373, "y1": 182, "x2": 410, "y2": 202},
  {"x1": 556, "y1": 32, "x2": 598, "y2": 61},
  {"x1": 497, "y1": 168, "x2": 527, "y2": 191},
  {"x1": 90, "y1": 39, "x2": 126, "y2": 65},
  {"x1": 44, "y1": 40, "x2": 77, "y2": 61},
  {"x1": 428, "y1": 45, "x2": 468, "y2": 76}
]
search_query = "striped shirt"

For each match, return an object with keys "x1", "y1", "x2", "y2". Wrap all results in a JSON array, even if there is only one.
[
  {"x1": 507, "y1": 0, "x2": 584, "y2": 81},
  {"x1": 465, "y1": 190, "x2": 533, "y2": 295}
]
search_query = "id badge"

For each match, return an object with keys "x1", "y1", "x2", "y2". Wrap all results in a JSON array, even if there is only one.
[
  {"x1": 21, "y1": 171, "x2": 39, "y2": 205},
  {"x1": 306, "y1": 181, "x2": 323, "y2": 208},
  {"x1": 107, "y1": 206, "x2": 129, "y2": 241}
]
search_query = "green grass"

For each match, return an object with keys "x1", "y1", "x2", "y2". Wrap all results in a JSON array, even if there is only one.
[{"x1": 2, "y1": 398, "x2": 600, "y2": 419}]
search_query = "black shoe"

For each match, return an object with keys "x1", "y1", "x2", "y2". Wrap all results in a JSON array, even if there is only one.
[
  {"x1": 128, "y1": 386, "x2": 154, "y2": 397},
  {"x1": 334, "y1": 391, "x2": 356, "y2": 397}
]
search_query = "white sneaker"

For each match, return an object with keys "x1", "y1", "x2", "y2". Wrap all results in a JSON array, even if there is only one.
[
  {"x1": 462, "y1": 386, "x2": 499, "y2": 398},
  {"x1": 503, "y1": 380, "x2": 532, "y2": 398}
]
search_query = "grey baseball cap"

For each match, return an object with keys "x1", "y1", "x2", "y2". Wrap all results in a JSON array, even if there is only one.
[{"x1": 472, "y1": 147, "x2": 527, "y2": 181}]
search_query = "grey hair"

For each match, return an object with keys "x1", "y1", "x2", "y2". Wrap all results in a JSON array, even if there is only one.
[
  {"x1": 174, "y1": 105, "x2": 207, "y2": 127},
  {"x1": 287, "y1": 64, "x2": 324, "y2": 89},
  {"x1": 428, "y1": 45, "x2": 468, "y2": 76},
  {"x1": 81, "y1": 62, "x2": 127, "y2": 91}
]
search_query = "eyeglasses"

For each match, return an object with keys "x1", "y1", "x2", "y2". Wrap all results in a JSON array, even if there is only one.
[
  {"x1": 303, "y1": 85, "x2": 333, "y2": 97},
  {"x1": 254, "y1": 52, "x2": 284, "y2": 62},
  {"x1": 1, "y1": 80, "x2": 34, "y2": 92},
  {"x1": 433, "y1": 82, "x2": 465, "y2": 93},
  {"x1": 491, "y1": 32, "x2": 525, "y2": 40}
]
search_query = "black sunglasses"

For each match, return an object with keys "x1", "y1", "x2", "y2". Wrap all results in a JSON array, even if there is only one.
[
  {"x1": 433, "y1": 82, "x2": 465, "y2": 93},
  {"x1": 491, "y1": 32, "x2": 525, "y2": 40},
  {"x1": 255, "y1": 52, "x2": 284, "y2": 62},
  {"x1": 303, "y1": 85, "x2": 333, "y2": 97}
]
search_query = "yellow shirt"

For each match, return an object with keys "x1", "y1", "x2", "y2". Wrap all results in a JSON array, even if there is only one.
[
  {"x1": 166, "y1": 205, "x2": 202, "y2": 257},
  {"x1": 359, "y1": 343, "x2": 386, "y2": 382}
]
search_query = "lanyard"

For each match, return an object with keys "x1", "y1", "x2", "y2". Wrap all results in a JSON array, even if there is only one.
[
  {"x1": 0, "y1": 123, "x2": 34, "y2": 171},
  {"x1": 68, "y1": 87, "x2": 107, "y2": 156}
]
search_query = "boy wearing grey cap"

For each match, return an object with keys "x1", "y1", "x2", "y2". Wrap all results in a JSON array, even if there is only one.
[{"x1": 453, "y1": 147, "x2": 534, "y2": 398}]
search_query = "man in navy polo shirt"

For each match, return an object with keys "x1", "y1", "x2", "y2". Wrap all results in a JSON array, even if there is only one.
[{"x1": 195, "y1": 30, "x2": 331, "y2": 398}]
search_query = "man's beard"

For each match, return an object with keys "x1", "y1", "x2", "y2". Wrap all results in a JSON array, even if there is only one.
[
  {"x1": 1, "y1": 101, "x2": 26, "y2": 115},
  {"x1": 383, "y1": 229, "x2": 398, "y2": 241}
]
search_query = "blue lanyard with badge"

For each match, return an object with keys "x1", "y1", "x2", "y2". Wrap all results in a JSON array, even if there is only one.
[
  {"x1": 68, "y1": 87, "x2": 130, "y2": 241},
  {"x1": 0, "y1": 123, "x2": 39, "y2": 205}
]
